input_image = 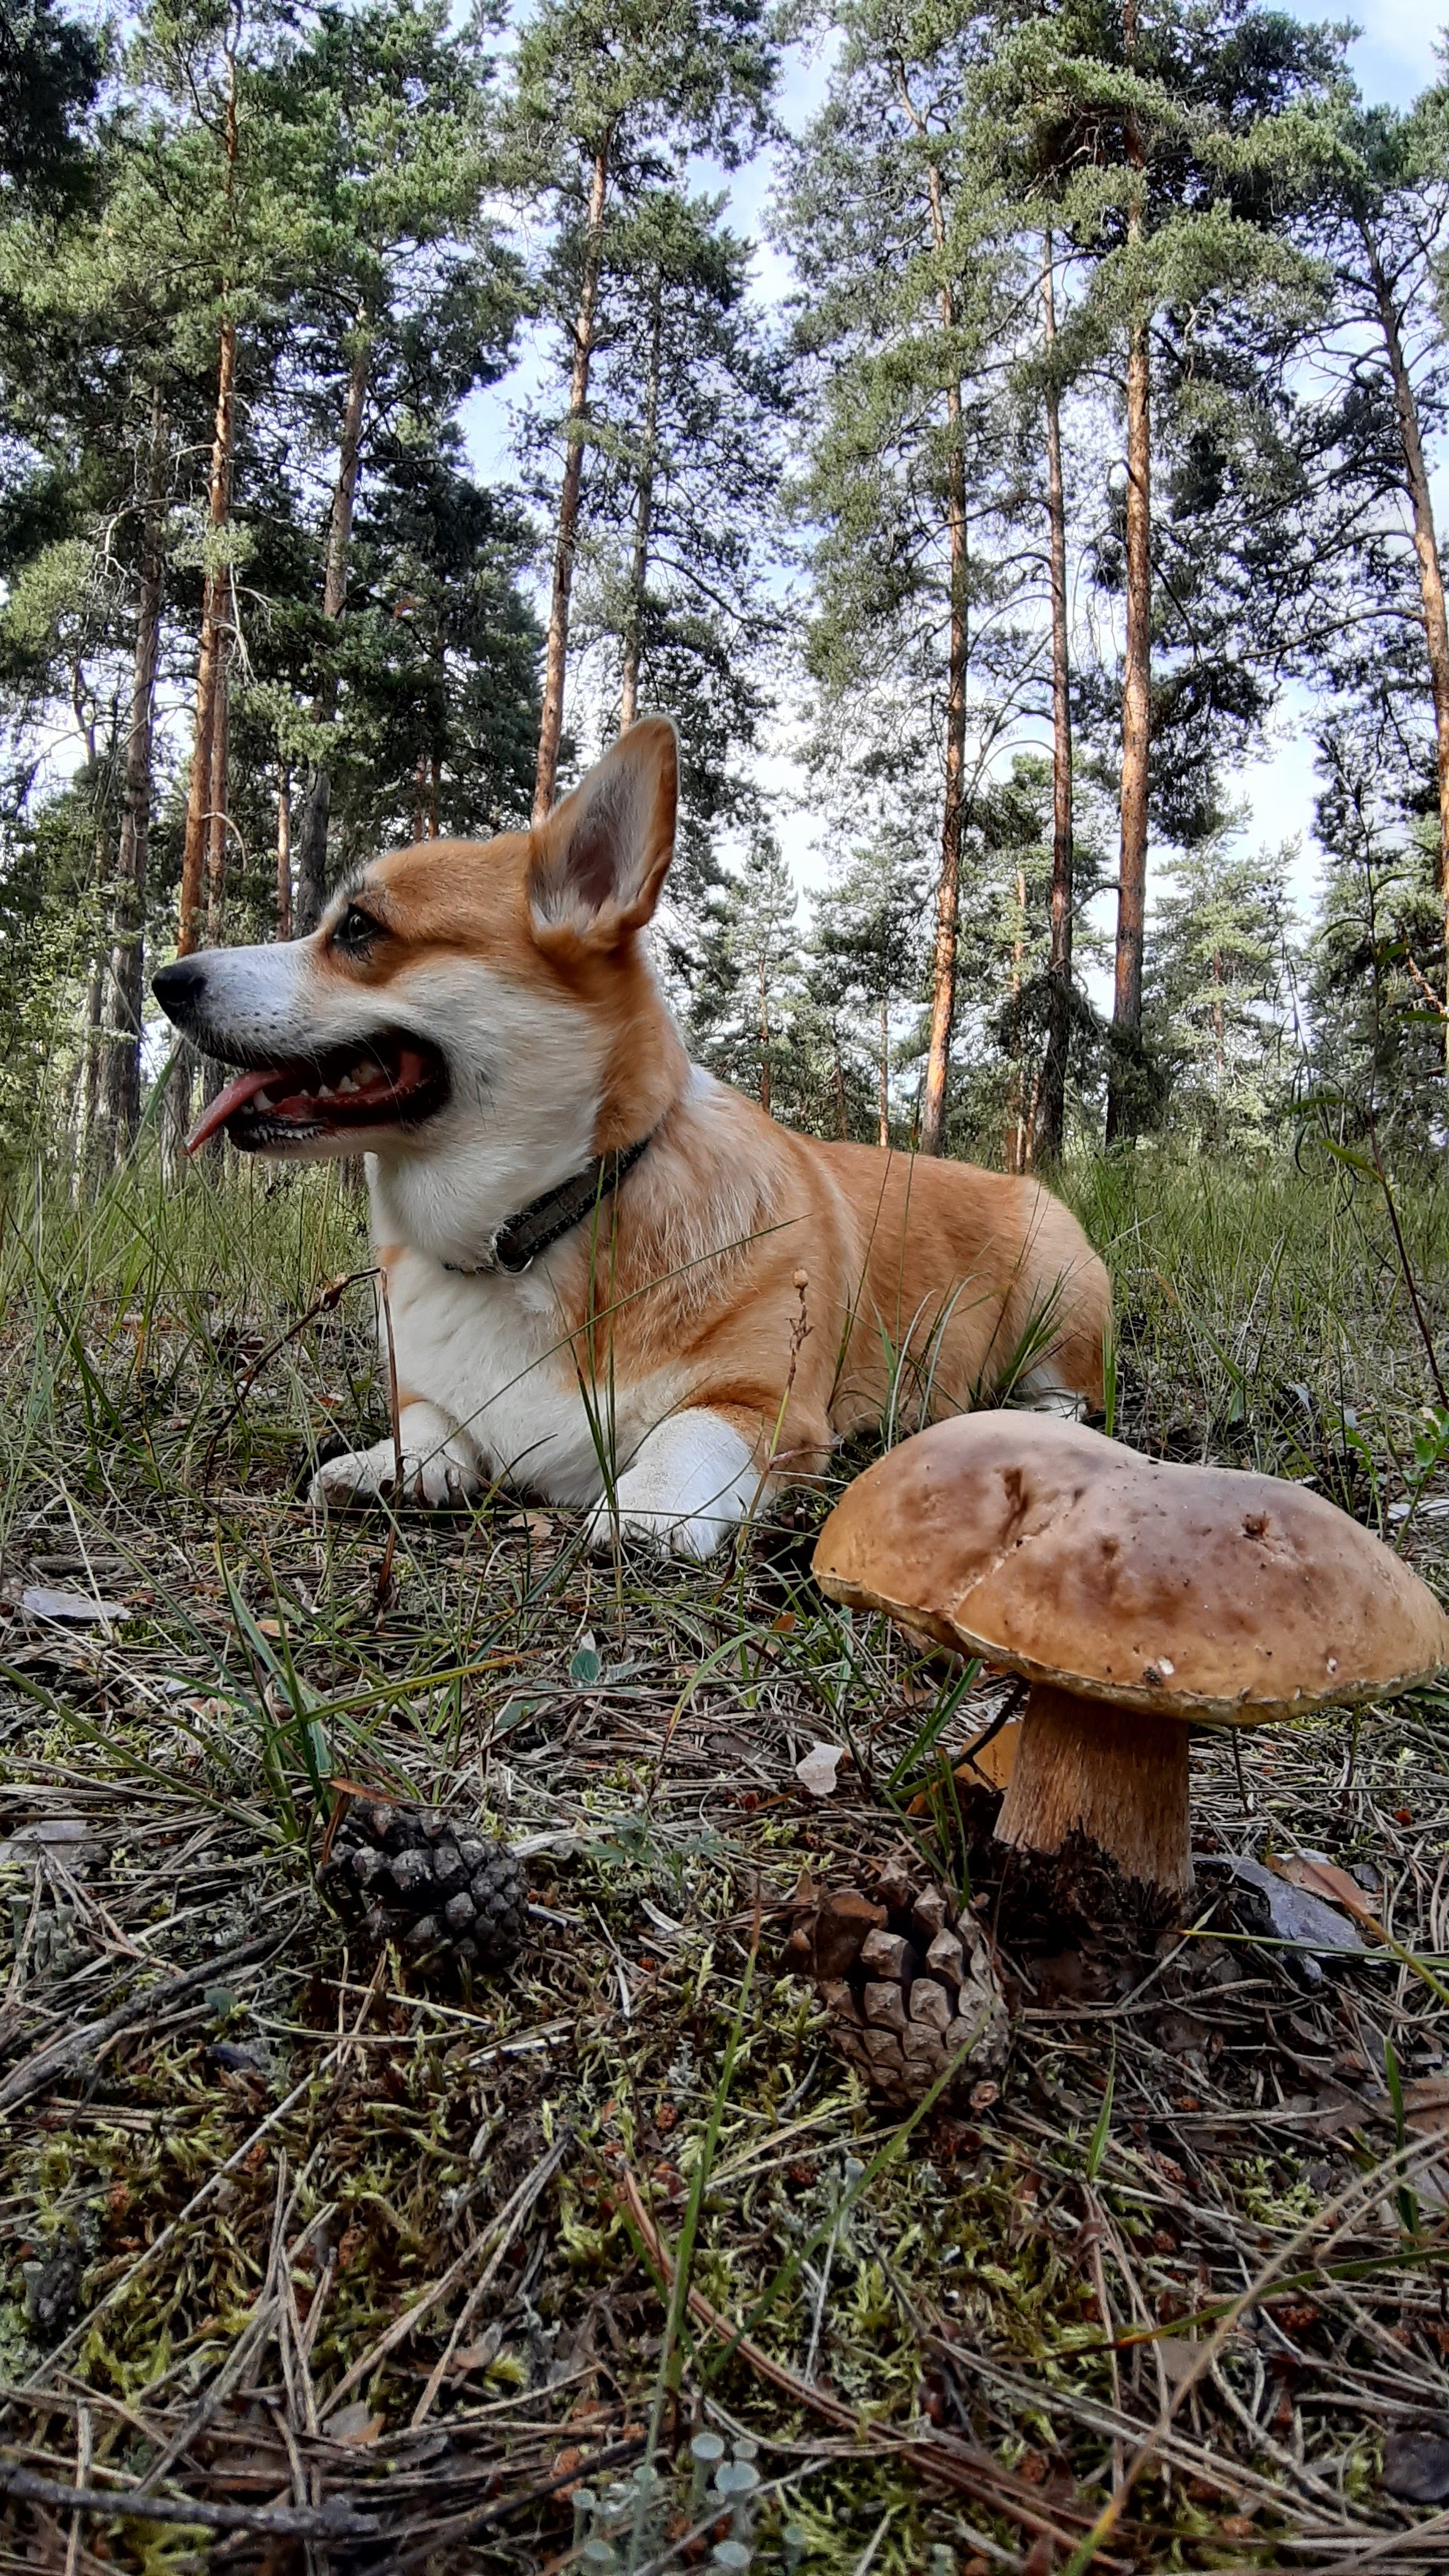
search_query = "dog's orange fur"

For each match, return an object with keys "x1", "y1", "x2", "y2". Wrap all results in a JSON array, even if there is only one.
[{"x1": 331, "y1": 719, "x2": 1109, "y2": 1495}]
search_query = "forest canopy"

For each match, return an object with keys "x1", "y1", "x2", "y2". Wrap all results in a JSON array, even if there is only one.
[{"x1": 2, "y1": 0, "x2": 1447, "y2": 1177}]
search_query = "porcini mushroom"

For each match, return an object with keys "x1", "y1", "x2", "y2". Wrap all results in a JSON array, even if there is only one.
[{"x1": 814, "y1": 1414, "x2": 1449, "y2": 1907}]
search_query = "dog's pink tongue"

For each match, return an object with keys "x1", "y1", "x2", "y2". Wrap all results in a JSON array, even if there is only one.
[{"x1": 185, "y1": 1068, "x2": 280, "y2": 1155}]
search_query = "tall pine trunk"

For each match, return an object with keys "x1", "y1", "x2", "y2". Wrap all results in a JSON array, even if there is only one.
[
  {"x1": 275, "y1": 766, "x2": 292, "y2": 939},
  {"x1": 1037, "y1": 228, "x2": 1075, "y2": 1165},
  {"x1": 1106, "y1": 316, "x2": 1150, "y2": 1146},
  {"x1": 177, "y1": 316, "x2": 237, "y2": 962},
  {"x1": 294, "y1": 330, "x2": 372, "y2": 930},
  {"x1": 169, "y1": 30, "x2": 238, "y2": 1159},
  {"x1": 77, "y1": 811, "x2": 109, "y2": 1186},
  {"x1": 619, "y1": 272, "x2": 661, "y2": 734},
  {"x1": 878, "y1": 991, "x2": 890, "y2": 1149},
  {"x1": 534, "y1": 137, "x2": 611, "y2": 819},
  {"x1": 919, "y1": 157, "x2": 967, "y2": 1158},
  {"x1": 1006, "y1": 867, "x2": 1029, "y2": 1173},
  {"x1": 1106, "y1": 16, "x2": 1150, "y2": 1150},
  {"x1": 99, "y1": 392, "x2": 167, "y2": 1163},
  {"x1": 1365, "y1": 227, "x2": 1449, "y2": 1055}
]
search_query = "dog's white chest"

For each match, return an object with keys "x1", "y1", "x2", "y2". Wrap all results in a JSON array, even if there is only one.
[{"x1": 380, "y1": 1250, "x2": 637, "y2": 1505}]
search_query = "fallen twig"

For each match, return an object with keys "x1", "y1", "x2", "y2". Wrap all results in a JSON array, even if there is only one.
[
  {"x1": 0, "y1": 1919, "x2": 298, "y2": 2114},
  {"x1": 0, "y1": 2459, "x2": 378, "y2": 2540}
]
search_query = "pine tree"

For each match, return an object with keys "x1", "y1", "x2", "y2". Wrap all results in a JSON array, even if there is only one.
[
  {"x1": 1144, "y1": 832, "x2": 1297, "y2": 1148},
  {"x1": 780, "y1": 0, "x2": 1032, "y2": 1154},
  {"x1": 690, "y1": 829, "x2": 807, "y2": 1116},
  {"x1": 1307, "y1": 695, "x2": 1446, "y2": 1149},
  {"x1": 0, "y1": 0, "x2": 101, "y2": 208},
  {"x1": 565, "y1": 182, "x2": 785, "y2": 911},
  {"x1": 977, "y1": 0, "x2": 1343, "y2": 1144},
  {"x1": 809, "y1": 829, "x2": 927, "y2": 1146},
  {"x1": 285, "y1": 0, "x2": 520, "y2": 925},
  {"x1": 1297, "y1": 94, "x2": 1449, "y2": 1056},
  {"x1": 503, "y1": 0, "x2": 775, "y2": 821}
]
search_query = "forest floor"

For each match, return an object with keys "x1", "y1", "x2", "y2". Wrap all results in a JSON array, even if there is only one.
[{"x1": 3, "y1": 1148, "x2": 1449, "y2": 2574}]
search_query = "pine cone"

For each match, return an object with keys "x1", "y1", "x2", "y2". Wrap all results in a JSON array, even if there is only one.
[
  {"x1": 320, "y1": 1801, "x2": 527, "y2": 1971},
  {"x1": 783, "y1": 1850, "x2": 1008, "y2": 2106}
]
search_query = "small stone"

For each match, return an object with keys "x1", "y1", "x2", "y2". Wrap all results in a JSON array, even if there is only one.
[
  {"x1": 457, "y1": 1837, "x2": 487, "y2": 1870},
  {"x1": 350, "y1": 1846, "x2": 384, "y2": 1886},
  {"x1": 431, "y1": 1844, "x2": 466, "y2": 1889},
  {"x1": 404, "y1": 1914, "x2": 440, "y2": 1947},
  {"x1": 419, "y1": 1812, "x2": 447, "y2": 1841},
  {"x1": 444, "y1": 1890, "x2": 477, "y2": 1931},
  {"x1": 388, "y1": 1849, "x2": 431, "y2": 1895}
]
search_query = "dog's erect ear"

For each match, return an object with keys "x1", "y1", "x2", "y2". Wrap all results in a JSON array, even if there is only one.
[{"x1": 527, "y1": 717, "x2": 677, "y2": 949}]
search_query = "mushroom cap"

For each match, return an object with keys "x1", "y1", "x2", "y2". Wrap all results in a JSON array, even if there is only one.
[{"x1": 814, "y1": 1414, "x2": 1449, "y2": 1726}]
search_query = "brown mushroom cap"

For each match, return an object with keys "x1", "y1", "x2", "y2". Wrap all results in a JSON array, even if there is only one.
[{"x1": 814, "y1": 1414, "x2": 1449, "y2": 1726}]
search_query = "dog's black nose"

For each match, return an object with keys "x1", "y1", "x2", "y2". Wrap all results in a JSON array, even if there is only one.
[{"x1": 152, "y1": 957, "x2": 207, "y2": 1028}]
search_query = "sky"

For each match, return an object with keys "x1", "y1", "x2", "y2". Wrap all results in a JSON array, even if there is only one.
[{"x1": 462, "y1": 2, "x2": 1447, "y2": 931}]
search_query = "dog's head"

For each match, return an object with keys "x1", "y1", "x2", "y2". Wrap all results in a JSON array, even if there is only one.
[{"x1": 153, "y1": 719, "x2": 687, "y2": 1219}]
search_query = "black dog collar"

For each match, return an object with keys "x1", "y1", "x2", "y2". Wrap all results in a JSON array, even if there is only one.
[{"x1": 443, "y1": 1130, "x2": 655, "y2": 1278}]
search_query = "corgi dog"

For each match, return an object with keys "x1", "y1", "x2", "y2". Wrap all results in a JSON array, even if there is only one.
[{"x1": 153, "y1": 717, "x2": 1110, "y2": 1557}]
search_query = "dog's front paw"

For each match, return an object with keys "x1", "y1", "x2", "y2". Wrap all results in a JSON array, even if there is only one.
[
  {"x1": 309, "y1": 1437, "x2": 473, "y2": 1511},
  {"x1": 583, "y1": 1496, "x2": 730, "y2": 1562},
  {"x1": 582, "y1": 1413, "x2": 763, "y2": 1562}
]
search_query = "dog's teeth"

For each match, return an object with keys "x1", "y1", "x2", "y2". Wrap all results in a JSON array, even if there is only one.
[
  {"x1": 335, "y1": 1073, "x2": 358, "y2": 1095},
  {"x1": 316, "y1": 1083, "x2": 336, "y2": 1100}
]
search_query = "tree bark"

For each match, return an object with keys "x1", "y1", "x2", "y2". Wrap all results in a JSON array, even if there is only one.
[
  {"x1": 275, "y1": 765, "x2": 292, "y2": 940},
  {"x1": 832, "y1": 1039, "x2": 849, "y2": 1140},
  {"x1": 919, "y1": 158, "x2": 967, "y2": 1158},
  {"x1": 1106, "y1": 22, "x2": 1151, "y2": 1152},
  {"x1": 534, "y1": 136, "x2": 612, "y2": 819},
  {"x1": 619, "y1": 271, "x2": 661, "y2": 734},
  {"x1": 294, "y1": 330, "x2": 372, "y2": 930},
  {"x1": 758, "y1": 962, "x2": 771, "y2": 1117},
  {"x1": 1006, "y1": 866, "x2": 1028, "y2": 1174},
  {"x1": 1037, "y1": 227, "x2": 1075, "y2": 1166},
  {"x1": 1106, "y1": 316, "x2": 1150, "y2": 1149},
  {"x1": 1365, "y1": 227, "x2": 1449, "y2": 1057},
  {"x1": 168, "y1": 28, "x2": 238, "y2": 1162},
  {"x1": 99, "y1": 391, "x2": 167, "y2": 1162},
  {"x1": 77, "y1": 814, "x2": 109, "y2": 1185},
  {"x1": 204, "y1": 607, "x2": 230, "y2": 947},
  {"x1": 879, "y1": 991, "x2": 890, "y2": 1149},
  {"x1": 177, "y1": 320, "x2": 237, "y2": 962}
]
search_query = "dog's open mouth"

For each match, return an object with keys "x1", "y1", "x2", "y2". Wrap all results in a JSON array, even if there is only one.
[{"x1": 187, "y1": 1032, "x2": 449, "y2": 1154}]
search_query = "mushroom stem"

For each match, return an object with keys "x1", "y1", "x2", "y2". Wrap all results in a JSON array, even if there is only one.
[{"x1": 993, "y1": 1683, "x2": 1193, "y2": 1898}]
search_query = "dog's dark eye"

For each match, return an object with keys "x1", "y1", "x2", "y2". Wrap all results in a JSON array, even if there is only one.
[{"x1": 332, "y1": 904, "x2": 382, "y2": 958}]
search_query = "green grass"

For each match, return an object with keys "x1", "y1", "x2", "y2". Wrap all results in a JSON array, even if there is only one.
[{"x1": 2, "y1": 1140, "x2": 1449, "y2": 2572}]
